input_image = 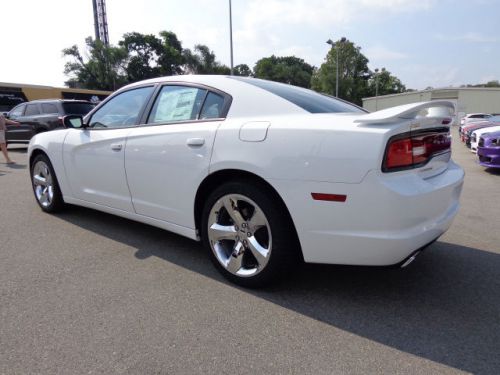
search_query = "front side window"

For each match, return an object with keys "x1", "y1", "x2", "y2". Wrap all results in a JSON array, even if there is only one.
[
  {"x1": 10, "y1": 104, "x2": 25, "y2": 118},
  {"x1": 89, "y1": 86, "x2": 154, "y2": 128},
  {"x1": 147, "y1": 86, "x2": 207, "y2": 124}
]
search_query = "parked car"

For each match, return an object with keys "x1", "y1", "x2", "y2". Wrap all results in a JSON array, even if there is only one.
[
  {"x1": 470, "y1": 116, "x2": 500, "y2": 153},
  {"x1": 460, "y1": 113, "x2": 491, "y2": 126},
  {"x1": 27, "y1": 76, "x2": 464, "y2": 287},
  {"x1": 462, "y1": 121, "x2": 500, "y2": 147},
  {"x1": 477, "y1": 130, "x2": 500, "y2": 168},
  {"x1": 5, "y1": 99, "x2": 95, "y2": 145}
]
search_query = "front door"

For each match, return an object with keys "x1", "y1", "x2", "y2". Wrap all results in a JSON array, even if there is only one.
[{"x1": 62, "y1": 86, "x2": 156, "y2": 212}]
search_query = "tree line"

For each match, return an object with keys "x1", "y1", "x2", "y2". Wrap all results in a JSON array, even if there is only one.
[{"x1": 63, "y1": 31, "x2": 407, "y2": 105}]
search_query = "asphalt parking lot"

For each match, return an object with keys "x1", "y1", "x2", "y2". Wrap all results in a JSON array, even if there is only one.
[{"x1": 1, "y1": 133, "x2": 499, "y2": 375}]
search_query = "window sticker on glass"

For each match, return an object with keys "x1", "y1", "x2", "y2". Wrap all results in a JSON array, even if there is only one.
[{"x1": 149, "y1": 86, "x2": 206, "y2": 123}]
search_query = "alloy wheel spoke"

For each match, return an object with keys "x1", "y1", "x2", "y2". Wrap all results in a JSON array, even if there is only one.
[
  {"x1": 33, "y1": 175, "x2": 47, "y2": 186},
  {"x1": 248, "y1": 206, "x2": 267, "y2": 231},
  {"x1": 247, "y1": 237, "x2": 269, "y2": 266},
  {"x1": 226, "y1": 241, "x2": 245, "y2": 274},
  {"x1": 222, "y1": 196, "x2": 245, "y2": 227},
  {"x1": 209, "y1": 223, "x2": 238, "y2": 241}
]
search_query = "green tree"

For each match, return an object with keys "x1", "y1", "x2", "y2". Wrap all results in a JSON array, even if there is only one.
[
  {"x1": 119, "y1": 31, "x2": 184, "y2": 82},
  {"x1": 182, "y1": 45, "x2": 230, "y2": 74},
  {"x1": 368, "y1": 68, "x2": 406, "y2": 97},
  {"x1": 63, "y1": 37, "x2": 128, "y2": 91},
  {"x1": 234, "y1": 64, "x2": 253, "y2": 76},
  {"x1": 311, "y1": 39, "x2": 371, "y2": 105},
  {"x1": 253, "y1": 56, "x2": 314, "y2": 88}
]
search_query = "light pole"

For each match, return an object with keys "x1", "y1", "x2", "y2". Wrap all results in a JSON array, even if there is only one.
[
  {"x1": 326, "y1": 37, "x2": 346, "y2": 97},
  {"x1": 374, "y1": 68, "x2": 379, "y2": 111},
  {"x1": 229, "y1": 0, "x2": 234, "y2": 75}
]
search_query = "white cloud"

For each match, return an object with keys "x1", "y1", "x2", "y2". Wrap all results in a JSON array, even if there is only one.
[
  {"x1": 435, "y1": 32, "x2": 499, "y2": 43},
  {"x1": 365, "y1": 46, "x2": 409, "y2": 61},
  {"x1": 399, "y1": 64, "x2": 461, "y2": 89}
]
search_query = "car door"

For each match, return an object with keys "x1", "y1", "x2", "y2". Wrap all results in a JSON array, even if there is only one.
[
  {"x1": 125, "y1": 85, "x2": 229, "y2": 228},
  {"x1": 63, "y1": 85, "x2": 156, "y2": 212},
  {"x1": 6, "y1": 104, "x2": 33, "y2": 142}
]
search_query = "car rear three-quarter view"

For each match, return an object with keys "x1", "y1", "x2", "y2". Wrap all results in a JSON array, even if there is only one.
[{"x1": 27, "y1": 75, "x2": 465, "y2": 287}]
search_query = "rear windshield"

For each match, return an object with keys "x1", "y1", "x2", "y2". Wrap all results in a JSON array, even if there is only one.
[
  {"x1": 62, "y1": 102, "x2": 95, "y2": 115},
  {"x1": 231, "y1": 77, "x2": 365, "y2": 114}
]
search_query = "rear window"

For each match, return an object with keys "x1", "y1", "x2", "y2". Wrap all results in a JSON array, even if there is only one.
[
  {"x1": 231, "y1": 77, "x2": 365, "y2": 114},
  {"x1": 62, "y1": 102, "x2": 95, "y2": 115}
]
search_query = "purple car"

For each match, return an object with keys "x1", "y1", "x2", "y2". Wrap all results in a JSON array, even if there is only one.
[{"x1": 477, "y1": 130, "x2": 500, "y2": 168}]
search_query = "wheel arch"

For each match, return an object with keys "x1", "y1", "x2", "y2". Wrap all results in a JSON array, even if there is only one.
[
  {"x1": 29, "y1": 148, "x2": 49, "y2": 170},
  {"x1": 194, "y1": 168, "x2": 303, "y2": 259}
]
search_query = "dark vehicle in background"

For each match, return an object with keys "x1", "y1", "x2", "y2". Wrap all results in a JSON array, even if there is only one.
[{"x1": 5, "y1": 99, "x2": 95, "y2": 145}]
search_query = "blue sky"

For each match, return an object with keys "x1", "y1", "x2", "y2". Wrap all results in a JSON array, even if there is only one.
[{"x1": 0, "y1": 0, "x2": 499, "y2": 90}]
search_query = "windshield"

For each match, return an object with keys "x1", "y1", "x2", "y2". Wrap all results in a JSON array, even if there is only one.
[
  {"x1": 231, "y1": 77, "x2": 366, "y2": 114},
  {"x1": 63, "y1": 102, "x2": 95, "y2": 115},
  {"x1": 488, "y1": 115, "x2": 500, "y2": 123}
]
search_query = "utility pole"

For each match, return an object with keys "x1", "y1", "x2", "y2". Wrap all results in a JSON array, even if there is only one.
[
  {"x1": 326, "y1": 37, "x2": 346, "y2": 97},
  {"x1": 229, "y1": 0, "x2": 234, "y2": 75},
  {"x1": 92, "y1": 0, "x2": 110, "y2": 46}
]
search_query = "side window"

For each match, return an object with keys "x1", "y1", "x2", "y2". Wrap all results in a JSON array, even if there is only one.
[
  {"x1": 41, "y1": 103, "x2": 59, "y2": 114},
  {"x1": 89, "y1": 86, "x2": 154, "y2": 128},
  {"x1": 25, "y1": 104, "x2": 40, "y2": 116},
  {"x1": 200, "y1": 92, "x2": 225, "y2": 119},
  {"x1": 147, "y1": 86, "x2": 207, "y2": 124},
  {"x1": 10, "y1": 104, "x2": 26, "y2": 118}
]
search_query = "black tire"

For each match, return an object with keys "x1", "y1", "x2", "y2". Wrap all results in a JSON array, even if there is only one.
[
  {"x1": 30, "y1": 154, "x2": 65, "y2": 213},
  {"x1": 201, "y1": 180, "x2": 300, "y2": 288}
]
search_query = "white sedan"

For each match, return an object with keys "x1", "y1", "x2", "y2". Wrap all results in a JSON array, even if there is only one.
[{"x1": 28, "y1": 75, "x2": 464, "y2": 287}]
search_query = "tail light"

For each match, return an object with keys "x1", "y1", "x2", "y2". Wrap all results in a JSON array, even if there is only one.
[{"x1": 382, "y1": 129, "x2": 451, "y2": 172}]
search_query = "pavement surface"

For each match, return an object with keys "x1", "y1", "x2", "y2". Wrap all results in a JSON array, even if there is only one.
[{"x1": 0, "y1": 133, "x2": 499, "y2": 375}]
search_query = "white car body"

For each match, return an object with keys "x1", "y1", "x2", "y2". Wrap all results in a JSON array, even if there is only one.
[
  {"x1": 28, "y1": 75, "x2": 464, "y2": 270},
  {"x1": 470, "y1": 125, "x2": 500, "y2": 153},
  {"x1": 460, "y1": 113, "x2": 491, "y2": 126}
]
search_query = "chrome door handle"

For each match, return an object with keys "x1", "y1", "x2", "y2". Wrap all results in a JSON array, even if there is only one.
[
  {"x1": 111, "y1": 143, "x2": 123, "y2": 151},
  {"x1": 186, "y1": 138, "x2": 205, "y2": 147}
]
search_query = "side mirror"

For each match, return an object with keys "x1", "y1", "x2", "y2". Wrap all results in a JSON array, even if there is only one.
[{"x1": 63, "y1": 115, "x2": 86, "y2": 129}]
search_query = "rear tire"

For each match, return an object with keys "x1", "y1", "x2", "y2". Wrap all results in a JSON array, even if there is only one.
[
  {"x1": 30, "y1": 154, "x2": 65, "y2": 212},
  {"x1": 201, "y1": 180, "x2": 299, "y2": 288}
]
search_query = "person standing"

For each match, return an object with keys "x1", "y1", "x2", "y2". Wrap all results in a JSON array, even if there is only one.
[{"x1": 0, "y1": 113, "x2": 20, "y2": 164}]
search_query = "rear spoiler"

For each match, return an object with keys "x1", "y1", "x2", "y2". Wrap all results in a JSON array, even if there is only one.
[{"x1": 355, "y1": 101, "x2": 455, "y2": 124}]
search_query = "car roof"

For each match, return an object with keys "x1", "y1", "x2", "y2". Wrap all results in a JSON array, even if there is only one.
[
  {"x1": 28, "y1": 99, "x2": 92, "y2": 104},
  {"x1": 121, "y1": 75, "x2": 308, "y2": 118}
]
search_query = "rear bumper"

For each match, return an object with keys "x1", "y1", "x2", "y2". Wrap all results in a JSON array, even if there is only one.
[{"x1": 271, "y1": 161, "x2": 464, "y2": 265}]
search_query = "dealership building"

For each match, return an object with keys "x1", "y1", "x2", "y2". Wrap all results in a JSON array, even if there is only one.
[{"x1": 362, "y1": 87, "x2": 500, "y2": 123}]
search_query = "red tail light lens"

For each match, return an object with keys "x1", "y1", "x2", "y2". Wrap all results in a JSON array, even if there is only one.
[{"x1": 383, "y1": 130, "x2": 451, "y2": 172}]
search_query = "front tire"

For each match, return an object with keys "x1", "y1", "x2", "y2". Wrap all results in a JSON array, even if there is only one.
[
  {"x1": 30, "y1": 154, "x2": 65, "y2": 212},
  {"x1": 201, "y1": 181, "x2": 299, "y2": 287}
]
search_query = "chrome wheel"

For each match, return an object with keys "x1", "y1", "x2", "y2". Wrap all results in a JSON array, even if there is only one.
[
  {"x1": 32, "y1": 160, "x2": 54, "y2": 208},
  {"x1": 207, "y1": 194, "x2": 272, "y2": 277}
]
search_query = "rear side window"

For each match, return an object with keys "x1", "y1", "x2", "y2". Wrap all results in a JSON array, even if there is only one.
[
  {"x1": 231, "y1": 77, "x2": 365, "y2": 114},
  {"x1": 147, "y1": 86, "x2": 207, "y2": 124},
  {"x1": 41, "y1": 103, "x2": 59, "y2": 114},
  {"x1": 25, "y1": 104, "x2": 40, "y2": 116},
  {"x1": 63, "y1": 102, "x2": 95, "y2": 115},
  {"x1": 200, "y1": 92, "x2": 225, "y2": 119}
]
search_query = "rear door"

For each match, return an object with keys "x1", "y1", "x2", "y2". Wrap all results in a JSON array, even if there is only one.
[{"x1": 125, "y1": 85, "x2": 229, "y2": 228}]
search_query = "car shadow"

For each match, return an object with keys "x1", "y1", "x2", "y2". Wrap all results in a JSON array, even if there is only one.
[
  {"x1": 484, "y1": 167, "x2": 500, "y2": 175},
  {"x1": 55, "y1": 206, "x2": 500, "y2": 374}
]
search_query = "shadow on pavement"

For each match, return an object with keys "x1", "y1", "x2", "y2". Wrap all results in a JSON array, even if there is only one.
[{"x1": 56, "y1": 205, "x2": 500, "y2": 375}]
